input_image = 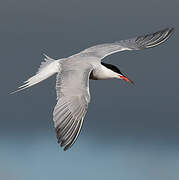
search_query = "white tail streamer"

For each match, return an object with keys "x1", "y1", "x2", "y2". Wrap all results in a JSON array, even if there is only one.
[{"x1": 11, "y1": 54, "x2": 60, "y2": 94}]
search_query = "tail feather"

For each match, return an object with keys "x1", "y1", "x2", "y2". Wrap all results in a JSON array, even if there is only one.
[{"x1": 10, "y1": 54, "x2": 60, "y2": 94}]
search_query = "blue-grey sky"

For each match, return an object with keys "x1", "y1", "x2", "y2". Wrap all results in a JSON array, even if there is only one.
[{"x1": 0, "y1": 0, "x2": 179, "y2": 179}]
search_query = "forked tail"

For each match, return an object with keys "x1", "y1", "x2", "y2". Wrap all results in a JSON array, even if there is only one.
[{"x1": 11, "y1": 54, "x2": 60, "y2": 94}]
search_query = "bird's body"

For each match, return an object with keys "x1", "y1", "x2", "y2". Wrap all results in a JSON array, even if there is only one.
[{"x1": 12, "y1": 28, "x2": 174, "y2": 150}]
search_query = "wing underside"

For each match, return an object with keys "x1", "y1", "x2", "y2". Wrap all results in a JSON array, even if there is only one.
[
  {"x1": 53, "y1": 65, "x2": 92, "y2": 150},
  {"x1": 53, "y1": 96, "x2": 87, "y2": 150}
]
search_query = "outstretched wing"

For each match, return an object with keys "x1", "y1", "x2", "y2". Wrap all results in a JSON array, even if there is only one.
[
  {"x1": 80, "y1": 28, "x2": 174, "y2": 59},
  {"x1": 53, "y1": 63, "x2": 93, "y2": 151}
]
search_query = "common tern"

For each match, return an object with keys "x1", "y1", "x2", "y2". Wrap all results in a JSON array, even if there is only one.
[{"x1": 12, "y1": 28, "x2": 174, "y2": 150}]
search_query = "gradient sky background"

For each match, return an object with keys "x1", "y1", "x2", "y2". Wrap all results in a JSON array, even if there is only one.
[{"x1": 0, "y1": 0, "x2": 179, "y2": 179}]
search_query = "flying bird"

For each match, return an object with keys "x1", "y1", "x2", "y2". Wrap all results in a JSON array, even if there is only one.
[{"x1": 11, "y1": 28, "x2": 174, "y2": 150}]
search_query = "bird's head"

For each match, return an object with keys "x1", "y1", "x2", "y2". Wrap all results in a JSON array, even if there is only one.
[{"x1": 101, "y1": 62, "x2": 134, "y2": 84}]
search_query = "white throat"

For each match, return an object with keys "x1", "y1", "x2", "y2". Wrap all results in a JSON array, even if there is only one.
[{"x1": 91, "y1": 64, "x2": 119, "y2": 80}]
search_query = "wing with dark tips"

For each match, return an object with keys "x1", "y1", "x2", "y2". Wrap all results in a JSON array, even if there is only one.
[
  {"x1": 80, "y1": 28, "x2": 174, "y2": 59},
  {"x1": 53, "y1": 64, "x2": 92, "y2": 151}
]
